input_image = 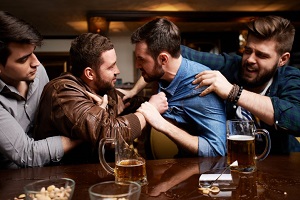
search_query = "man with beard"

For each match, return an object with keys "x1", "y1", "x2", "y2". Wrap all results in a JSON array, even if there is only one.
[
  {"x1": 34, "y1": 33, "x2": 168, "y2": 164},
  {"x1": 181, "y1": 15, "x2": 300, "y2": 154},
  {"x1": 131, "y1": 18, "x2": 227, "y2": 157}
]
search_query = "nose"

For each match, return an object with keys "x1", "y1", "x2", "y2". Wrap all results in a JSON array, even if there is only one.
[
  {"x1": 114, "y1": 65, "x2": 120, "y2": 75},
  {"x1": 246, "y1": 52, "x2": 256, "y2": 64},
  {"x1": 30, "y1": 53, "x2": 41, "y2": 67}
]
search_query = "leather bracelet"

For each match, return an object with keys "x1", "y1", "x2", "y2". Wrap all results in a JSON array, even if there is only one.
[
  {"x1": 227, "y1": 85, "x2": 235, "y2": 102},
  {"x1": 227, "y1": 84, "x2": 239, "y2": 103}
]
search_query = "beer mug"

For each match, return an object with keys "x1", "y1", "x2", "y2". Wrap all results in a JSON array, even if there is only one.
[
  {"x1": 227, "y1": 119, "x2": 271, "y2": 172},
  {"x1": 99, "y1": 126, "x2": 148, "y2": 186}
]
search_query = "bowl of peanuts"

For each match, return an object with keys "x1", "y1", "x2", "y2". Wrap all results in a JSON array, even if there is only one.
[{"x1": 23, "y1": 178, "x2": 75, "y2": 200}]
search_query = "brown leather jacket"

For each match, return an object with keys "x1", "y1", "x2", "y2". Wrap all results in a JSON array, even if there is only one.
[{"x1": 34, "y1": 73, "x2": 144, "y2": 164}]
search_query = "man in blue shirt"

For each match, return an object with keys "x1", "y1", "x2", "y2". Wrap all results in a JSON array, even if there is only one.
[
  {"x1": 131, "y1": 18, "x2": 226, "y2": 157},
  {"x1": 181, "y1": 15, "x2": 300, "y2": 154}
]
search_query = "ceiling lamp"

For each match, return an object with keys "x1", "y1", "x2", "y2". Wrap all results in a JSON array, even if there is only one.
[{"x1": 88, "y1": 16, "x2": 109, "y2": 35}]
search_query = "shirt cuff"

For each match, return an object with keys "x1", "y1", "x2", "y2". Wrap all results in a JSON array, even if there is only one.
[
  {"x1": 46, "y1": 136, "x2": 64, "y2": 163},
  {"x1": 198, "y1": 137, "x2": 214, "y2": 157},
  {"x1": 123, "y1": 113, "x2": 142, "y2": 140}
]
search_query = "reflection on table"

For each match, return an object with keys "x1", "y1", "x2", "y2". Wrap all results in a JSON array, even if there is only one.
[{"x1": 1, "y1": 153, "x2": 300, "y2": 199}]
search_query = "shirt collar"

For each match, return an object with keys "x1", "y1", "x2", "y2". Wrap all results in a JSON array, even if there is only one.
[
  {"x1": 0, "y1": 78, "x2": 6, "y2": 93},
  {"x1": 260, "y1": 78, "x2": 273, "y2": 96},
  {"x1": 0, "y1": 67, "x2": 40, "y2": 99}
]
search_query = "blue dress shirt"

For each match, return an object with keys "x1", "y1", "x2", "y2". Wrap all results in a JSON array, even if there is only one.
[{"x1": 159, "y1": 57, "x2": 227, "y2": 157}]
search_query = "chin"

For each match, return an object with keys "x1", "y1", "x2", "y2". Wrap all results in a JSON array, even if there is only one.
[{"x1": 26, "y1": 76, "x2": 36, "y2": 81}]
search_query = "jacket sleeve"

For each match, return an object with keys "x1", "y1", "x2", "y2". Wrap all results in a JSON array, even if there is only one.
[
  {"x1": 47, "y1": 81, "x2": 142, "y2": 147},
  {"x1": 180, "y1": 45, "x2": 242, "y2": 83},
  {"x1": 271, "y1": 67, "x2": 300, "y2": 134}
]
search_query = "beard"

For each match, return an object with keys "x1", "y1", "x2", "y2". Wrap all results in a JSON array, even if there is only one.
[
  {"x1": 94, "y1": 73, "x2": 115, "y2": 94},
  {"x1": 141, "y1": 61, "x2": 165, "y2": 83},
  {"x1": 239, "y1": 62, "x2": 277, "y2": 89}
]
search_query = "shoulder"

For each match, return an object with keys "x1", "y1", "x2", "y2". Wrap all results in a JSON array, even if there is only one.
[
  {"x1": 272, "y1": 66, "x2": 300, "y2": 92},
  {"x1": 43, "y1": 73, "x2": 85, "y2": 93},
  {"x1": 183, "y1": 57, "x2": 211, "y2": 71},
  {"x1": 277, "y1": 65, "x2": 300, "y2": 78},
  {"x1": 35, "y1": 64, "x2": 49, "y2": 85}
]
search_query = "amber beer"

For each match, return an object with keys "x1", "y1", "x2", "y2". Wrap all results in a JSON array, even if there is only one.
[
  {"x1": 115, "y1": 159, "x2": 147, "y2": 183},
  {"x1": 227, "y1": 135, "x2": 256, "y2": 172}
]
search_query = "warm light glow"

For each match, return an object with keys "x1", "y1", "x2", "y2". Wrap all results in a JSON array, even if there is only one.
[
  {"x1": 109, "y1": 21, "x2": 145, "y2": 33},
  {"x1": 149, "y1": 3, "x2": 194, "y2": 11},
  {"x1": 239, "y1": 30, "x2": 248, "y2": 54},
  {"x1": 88, "y1": 17, "x2": 109, "y2": 35},
  {"x1": 109, "y1": 22, "x2": 128, "y2": 32},
  {"x1": 66, "y1": 21, "x2": 88, "y2": 32}
]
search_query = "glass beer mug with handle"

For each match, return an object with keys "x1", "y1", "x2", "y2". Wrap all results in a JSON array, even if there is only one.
[
  {"x1": 227, "y1": 119, "x2": 271, "y2": 173},
  {"x1": 99, "y1": 126, "x2": 148, "y2": 186}
]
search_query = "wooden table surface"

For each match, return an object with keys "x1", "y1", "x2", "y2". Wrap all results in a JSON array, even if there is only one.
[{"x1": 1, "y1": 153, "x2": 300, "y2": 200}]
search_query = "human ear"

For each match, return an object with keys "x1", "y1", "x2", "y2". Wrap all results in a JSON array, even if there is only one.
[
  {"x1": 278, "y1": 52, "x2": 290, "y2": 67},
  {"x1": 158, "y1": 53, "x2": 168, "y2": 65},
  {"x1": 83, "y1": 67, "x2": 94, "y2": 80}
]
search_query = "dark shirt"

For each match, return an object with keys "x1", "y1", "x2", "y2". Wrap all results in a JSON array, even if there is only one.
[{"x1": 181, "y1": 45, "x2": 300, "y2": 154}]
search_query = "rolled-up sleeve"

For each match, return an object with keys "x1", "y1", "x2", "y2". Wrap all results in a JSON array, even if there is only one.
[
  {"x1": 46, "y1": 137, "x2": 64, "y2": 163},
  {"x1": 0, "y1": 107, "x2": 64, "y2": 168},
  {"x1": 270, "y1": 68, "x2": 300, "y2": 133}
]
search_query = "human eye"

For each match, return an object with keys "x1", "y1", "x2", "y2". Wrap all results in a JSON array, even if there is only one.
[
  {"x1": 137, "y1": 56, "x2": 144, "y2": 62},
  {"x1": 109, "y1": 63, "x2": 117, "y2": 70},
  {"x1": 17, "y1": 55, "x2": 29, "y2": 63},
  {"x1": 243, "y1": 47, "x2": 252, "y2": 54},
  {"x1": 256, "y1": 52, "x2": 270, "y2": 59}
]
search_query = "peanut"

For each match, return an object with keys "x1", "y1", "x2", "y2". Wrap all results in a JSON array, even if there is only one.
[{"x1": 198, "y1": 186, "x2": 220, "y2": 195}]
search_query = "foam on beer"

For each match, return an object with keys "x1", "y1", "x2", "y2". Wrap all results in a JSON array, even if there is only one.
[{"x1": 228, "y1": 135, "x2": 254, "y2": 141}]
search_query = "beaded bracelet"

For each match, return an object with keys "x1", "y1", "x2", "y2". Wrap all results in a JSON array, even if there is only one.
[
  {"x1": 234, "y1": 85, "x2": 243, "y2": 105},
  {"x1": 227, "y1": 84, "x2": 243, "y2": 108}
]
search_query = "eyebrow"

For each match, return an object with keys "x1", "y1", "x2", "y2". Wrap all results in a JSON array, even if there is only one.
[{"x1": 16, "y1": 52, "x2": 32, "y2": 62}]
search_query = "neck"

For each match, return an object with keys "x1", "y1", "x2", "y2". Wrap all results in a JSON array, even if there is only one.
[
  {"x1": 16, "y1": 81, "x2": 29, "y2": 98},
  {"x1": 161, "y1": 55, "x2": 182, "y2": 82},
  {"x1": 0, "y1": 74, "x2": 29, "y2": 98}
]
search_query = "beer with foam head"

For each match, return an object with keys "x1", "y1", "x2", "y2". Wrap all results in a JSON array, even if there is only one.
[
  {"x1": 226, "y1": 120, "x2": 270, "y2": 173},
  {"x1": 99, "y1": 127, "x2": 148, "y2": 185},
  {"x1": 227, "y1": 135, "x2": 255, "y2": 171},
  {"x1": 115, "y1": 159, "x2": 147, "y2": 184}
]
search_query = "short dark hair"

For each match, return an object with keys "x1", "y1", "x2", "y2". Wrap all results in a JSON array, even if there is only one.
[
  {"x1": 0, "y1": 11, "x2": 43, "y2": 66},
  {"x1": 131, "y1": 18, "x2": 181, "y2": 59},
  {"x1": 69, "y1": 33, "x2": 114, "y2": 77},
  {"x1": 246, "y1": 15, "x2": 295, "y2": 55}
]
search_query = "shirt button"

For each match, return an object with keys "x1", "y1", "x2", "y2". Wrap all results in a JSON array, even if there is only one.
[
  {"x1": 275, "y1": 120, "x2": 279, "y2": 124},
  {"x1": 25, "y1": 104, "x2": 28, "y2": 107}
]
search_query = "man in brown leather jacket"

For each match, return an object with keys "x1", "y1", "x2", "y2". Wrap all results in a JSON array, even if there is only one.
[{"x1": 33, "y1": 33, "x2": 168, "y2": 164}]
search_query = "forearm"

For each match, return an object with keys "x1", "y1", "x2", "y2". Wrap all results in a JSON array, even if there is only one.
[
  {"x1": 238, "y1": 90, "x2": 274, "y2": 125},
  {"x1": 159, "y1": 120, "x2": 198, "y2": 155},
  {"x1": 133, "y1": 111, "x2": 147, "y2": 131},
  {"x1": 60, "y1": 136, "x2": 82, "y2": 153},
  {"x1": 0, "y1": 111, "x2": 63, "y2": 167},
  {"x1": 131, "y1": 76, "x2": 148, "y2": 95}
]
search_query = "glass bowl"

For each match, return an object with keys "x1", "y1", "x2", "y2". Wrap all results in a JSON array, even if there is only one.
[
  {"x1": 89, "y1": 181, "x2": 141, "y2": 200},
  {"x1": 24, "y1": 178, "x2": 75, "y2": 200}
]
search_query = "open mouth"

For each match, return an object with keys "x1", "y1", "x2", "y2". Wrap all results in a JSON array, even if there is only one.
[{"x1": 244, "y1": 65, "x2": 258, "y2": 75}]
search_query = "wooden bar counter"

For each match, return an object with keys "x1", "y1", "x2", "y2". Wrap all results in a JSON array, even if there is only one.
[{"x1": 1, "y1": 153, "x2": 300, "y2": 199}]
